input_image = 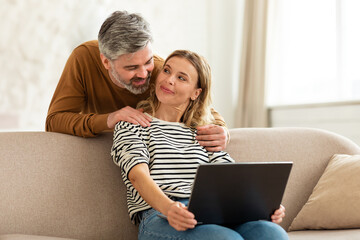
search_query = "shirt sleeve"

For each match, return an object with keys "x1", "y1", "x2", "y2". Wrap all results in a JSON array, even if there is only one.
[
  {"x1": 111, "y1": 121, "x2": 150, "y2": 180},
  {"x1": 45, "y1": 47, "x2": 110, "y2": 137},
  {"x1": 211, "y1": 108, "x2": 226, "y2": 127},
  {"x1": 208, "y1": 151, "x2": 235, "y2": 164}
]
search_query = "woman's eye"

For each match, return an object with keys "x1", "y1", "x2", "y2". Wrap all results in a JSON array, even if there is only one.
[
  {"x1": 163, "y1": 68, "x2": 170, "y2": 73},
  {"x1": 178, "y1": 76, "x2": 186, "y2": 81}
]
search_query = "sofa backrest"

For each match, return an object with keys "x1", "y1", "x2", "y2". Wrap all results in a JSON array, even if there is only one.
[
  {"x1": 0, "y1": 132, "x2": 135, "y2": 240},
  {"x1": 1, "y1": 128, "x2": 359, "y2": 239}
]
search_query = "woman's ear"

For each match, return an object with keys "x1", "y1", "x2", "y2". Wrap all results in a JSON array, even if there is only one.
[{"x1": 191, "y1": 88, "x2": 202, "y2": 101}]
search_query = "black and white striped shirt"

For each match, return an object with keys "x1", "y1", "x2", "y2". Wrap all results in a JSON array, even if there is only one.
[{"x1": 111, "y1": 115, "x2": 234, "y2": 224}]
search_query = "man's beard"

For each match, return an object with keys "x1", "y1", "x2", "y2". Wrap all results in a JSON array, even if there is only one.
[{"x1": 111, "y1": 68, "x2": 151, "y2": 95}]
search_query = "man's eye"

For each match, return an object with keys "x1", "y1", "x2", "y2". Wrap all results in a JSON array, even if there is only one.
[{"x1": 126, "y1": 67, "x2": 137, "y2": 71}]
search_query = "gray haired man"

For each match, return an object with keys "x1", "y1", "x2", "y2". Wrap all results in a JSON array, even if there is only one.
[{"x1": 46, "y1": 11, "x2": 228, "y2": 151}]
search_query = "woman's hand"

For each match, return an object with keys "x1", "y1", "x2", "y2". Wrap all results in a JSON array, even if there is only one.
[
  {"x1": 271, "y1": 204, "x2": 286, "y2": 224},
  {"x1": 166, "y1": 202, "x2": 197, "y2": 231}
]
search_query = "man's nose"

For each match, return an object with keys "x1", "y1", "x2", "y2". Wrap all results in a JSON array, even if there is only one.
[{"x1": 136, "y1": 66, "x2": 148, "y2": 78}]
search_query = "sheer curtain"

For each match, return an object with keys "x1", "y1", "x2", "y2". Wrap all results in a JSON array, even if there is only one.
[
  {"x1": 266, "y1": 0, "x2": 360, "y2": 106},
  {"x1": 234, "y1": 0, "x2": 269, "y2": 128}
]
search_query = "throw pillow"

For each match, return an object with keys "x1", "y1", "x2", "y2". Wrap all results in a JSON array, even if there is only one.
[{"x1": 289, "y1": 154, "x2": 360, "y2": 231}]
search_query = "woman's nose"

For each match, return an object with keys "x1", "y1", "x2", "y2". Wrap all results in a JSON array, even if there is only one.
[{"x1": 166, "y1": 75, "x2": 175, "y2": 85}]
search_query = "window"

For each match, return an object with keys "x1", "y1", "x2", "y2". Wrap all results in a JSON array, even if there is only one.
[{"x1": 266, "y1": 0, "x2": 360, "y2": 106}]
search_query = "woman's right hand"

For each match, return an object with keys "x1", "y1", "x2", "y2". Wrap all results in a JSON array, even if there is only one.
[{"x1": 166, "y1": 201, "x2": 197, "y2": 231}]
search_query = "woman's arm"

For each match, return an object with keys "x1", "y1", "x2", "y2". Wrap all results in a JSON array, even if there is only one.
[
  {"x1": 129, "y1": 163, "x2": 197, "y2": 231},
  {"x1": 208, "y1": 151, "x2": 235, "y2": 164},
  {"x1": 112, "y1": 121, "x2": 197, "y2": 230}
]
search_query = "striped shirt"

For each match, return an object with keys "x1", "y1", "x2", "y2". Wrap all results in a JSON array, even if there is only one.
[{"x1": 111, "y1": 115, "x2": 234, "y2": 224}]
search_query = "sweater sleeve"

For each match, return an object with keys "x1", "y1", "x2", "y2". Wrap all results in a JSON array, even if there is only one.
[
  {"x1": 211, "y1": 108, "x2": 226, "y2": 127},
  {"x1": 210, "y1": 108, "x2": 231, "y2": 144},
  {"x1": 45, "y1": 47, "x2": 110, "y2": 137},
  {"x1": 111, "y1": 121, "x2": 150, "y2": 180}
]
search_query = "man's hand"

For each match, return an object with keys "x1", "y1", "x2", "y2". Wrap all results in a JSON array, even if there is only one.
[
  {"x1": 107, "y1": 106, "x2": 152, "y2": 129},
  {"x1": 166, "y1": 202, "x2": 197, "y2": 231},
  {"x1": 196, "y1": 124, "x2": 228, "y2": 152},
  {"x1": 271, "y1": 205, "x2": 286, "y2": 224}
]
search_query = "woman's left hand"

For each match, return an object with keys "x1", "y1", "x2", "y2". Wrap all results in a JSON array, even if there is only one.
[
  {"x1": 166, "y1": 201, "x2": 197, "y2": 231},
  {"x1": 271, "y1": 204, "x2": 286, "y2": 224}
]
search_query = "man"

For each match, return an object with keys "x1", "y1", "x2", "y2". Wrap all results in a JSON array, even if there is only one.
[{"x1": 46, "y1": 10, "x2": 228, "y2": 151}]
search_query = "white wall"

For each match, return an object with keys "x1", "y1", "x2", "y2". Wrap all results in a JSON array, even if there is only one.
[
  {"x1": 0, "y1": 0, "x2": 244, "y2": 131},
  {"x1": 269, "y1": 101, "x2": 360, "y2": 146}
]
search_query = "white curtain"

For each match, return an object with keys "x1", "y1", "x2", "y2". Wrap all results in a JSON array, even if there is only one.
[{"x1": 234, "y1": 0, "x2": 269, "y2": 128}]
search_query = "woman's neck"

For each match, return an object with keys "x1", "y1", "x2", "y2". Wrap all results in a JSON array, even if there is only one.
[{"x1": 155, "y1": 103, "x2": 188, "y2": 122}]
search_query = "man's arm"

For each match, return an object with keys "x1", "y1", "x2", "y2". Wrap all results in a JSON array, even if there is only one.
[
  {"x1": 196, "y1": 108, "x2": 230, "y2": 152},
  {"x1": 46, "y1": 112, "x2": 110, "y2": 137},
  {"x1": 46, "y1": 46, "x2": 108, "y2": 137},
  {"x1": 210, "y1": 108, "x2": 226, "y2": 127}
]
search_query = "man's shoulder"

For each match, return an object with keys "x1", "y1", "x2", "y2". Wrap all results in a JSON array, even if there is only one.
[
  {"x1": 153, "y1": 54, "x2": 164, "y2": 68},
  {"x1": 75, "y1": 40, "x2": 99, "y2": 48},
  {"x1": 151, "y1": 54, "x2": 164, "y2": 82},
  {"x1": 72, "y1": 40, "x2": 99, "y2": 56},
  {"x1": 153, "y1": 54, "x2": 164, "y2": 62},
  {"x1": 68, "y1": 40, "x2": 103, "y2": 69}
]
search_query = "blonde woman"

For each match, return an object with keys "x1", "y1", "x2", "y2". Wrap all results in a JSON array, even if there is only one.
[{"x1": 111, "y1": 50, "x2": 287, "y2": 240}]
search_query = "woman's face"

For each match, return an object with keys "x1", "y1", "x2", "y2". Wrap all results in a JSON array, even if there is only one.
[{"x1": 155, "y1": 56, "x2": 202, "y2": 108}]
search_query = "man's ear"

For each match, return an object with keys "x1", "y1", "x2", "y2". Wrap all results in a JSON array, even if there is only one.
[
  {"x1": 191, "y1": 88, "x2": 202, "y2": 101},
  {"x1": 100, "y1": 53, "x2": 111, "y2": 70}
]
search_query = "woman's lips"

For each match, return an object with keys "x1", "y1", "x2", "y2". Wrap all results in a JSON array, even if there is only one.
[{"x1": 160, "y1": 85, "x2": 174, "y2": 94}]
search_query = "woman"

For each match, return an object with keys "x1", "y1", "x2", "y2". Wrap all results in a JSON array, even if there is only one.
[{"x1": 111, "y1": 50, "x2": 288, "y2": 240}]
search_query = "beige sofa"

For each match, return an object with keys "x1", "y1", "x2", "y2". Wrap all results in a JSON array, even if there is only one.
[{"x1": 1, "y1": 128, "x2": 360, "y2": 240}]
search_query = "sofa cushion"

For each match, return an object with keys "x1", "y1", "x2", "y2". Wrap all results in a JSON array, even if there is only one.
[
  {"x1": 288, "y1": 229, "x2": 360, "y2": 240},
  {"x1": 0, "y1": 234, "x2": 77, "y2": 240},
  {"x1": 289, "y1": 154, "x2": 360, "y2": 230}
]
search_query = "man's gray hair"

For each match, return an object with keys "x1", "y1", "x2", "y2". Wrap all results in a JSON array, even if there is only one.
[{"x1": 98, "y1": 11, "x2": 153, "y2": 60}]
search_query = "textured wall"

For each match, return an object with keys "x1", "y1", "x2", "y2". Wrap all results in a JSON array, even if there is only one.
[{"x1": 0, "y1": 0, "x2": 243, "y2": 131}]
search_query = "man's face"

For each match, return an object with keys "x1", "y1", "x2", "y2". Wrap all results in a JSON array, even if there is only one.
[{"x1": 102, "y1": 42, "x2": 154, "y2": 94}]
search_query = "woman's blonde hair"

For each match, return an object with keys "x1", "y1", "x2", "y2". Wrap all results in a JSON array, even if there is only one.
[{"x1": 137, "y1": 50, "x2": 214, "y2": 128}]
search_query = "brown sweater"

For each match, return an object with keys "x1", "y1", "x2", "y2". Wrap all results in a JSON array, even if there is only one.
[{"x1": 46, "y1": 40, "x2": 225, "y2": 137}]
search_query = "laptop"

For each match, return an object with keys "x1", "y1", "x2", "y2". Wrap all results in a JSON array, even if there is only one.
[{"x1": 187, "y1": 162, "x2": 293, "y2": 225}]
